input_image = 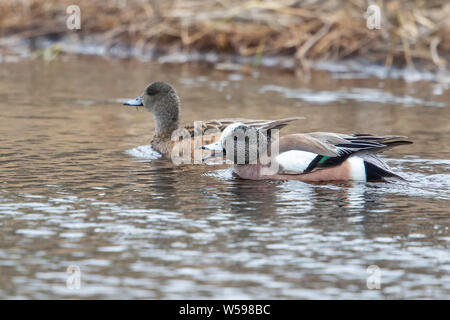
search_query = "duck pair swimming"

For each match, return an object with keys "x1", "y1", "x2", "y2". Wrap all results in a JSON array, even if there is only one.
[
  {"x1": 123, "y1": 82, "x2": 302, "y2": 157},
  {"x1": 124, "y1": 82, "x2": 412, "y2": 182}
]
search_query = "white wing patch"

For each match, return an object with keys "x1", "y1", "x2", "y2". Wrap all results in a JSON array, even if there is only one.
[
  {"x1": 347, "y1": 156, "x2": 367, "y2": 181},
  {"x1": 276, "y1": 150, "x2": 318, "y2": 174}
]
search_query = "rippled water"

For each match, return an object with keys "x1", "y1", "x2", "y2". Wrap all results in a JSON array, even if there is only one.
[{"x1": 0, "y1": 54, "x2": 449, "y2": 299}]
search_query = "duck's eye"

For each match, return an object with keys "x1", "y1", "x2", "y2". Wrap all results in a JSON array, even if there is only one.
[{"x1": 147, "y1": 88, "x2": 158, "y2": 96}]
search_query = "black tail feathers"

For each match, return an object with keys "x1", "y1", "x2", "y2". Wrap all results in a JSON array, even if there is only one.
[{"x1": 364, "y1": 160, "x2": 404, "y2": 181}]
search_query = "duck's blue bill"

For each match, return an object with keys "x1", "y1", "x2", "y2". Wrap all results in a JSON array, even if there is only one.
[
  {"x1": 201, "y1": 141, "x2": 223, "y2": 152},
  {"x1": 123, "y1": 97, "x2": 143, "y2": 106},
  {"x1": 201, "y1": 141, "x2": 224, "y2": 161}
]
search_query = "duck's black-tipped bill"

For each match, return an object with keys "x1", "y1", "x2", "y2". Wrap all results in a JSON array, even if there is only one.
[
  {"x1": 201, "y1": 142, "x2": 224, "y2": 162},
  {"x1": 201, "y1": 141, "x2": 223, "y2": 152},
  {"x1": 202, "y1": 152, "x2": 224, "y2": 162},
  {"x1": 123, "y1": 97, "x2": 143, "y2": 106}
]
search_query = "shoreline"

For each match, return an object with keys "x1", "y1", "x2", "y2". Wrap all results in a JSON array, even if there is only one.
[
  {"x1": 1, "y1": 0, "x2": 449, "y2": 76},
  {"x1": 1, "y1": 34, "x2": 450, "y2": 85}
]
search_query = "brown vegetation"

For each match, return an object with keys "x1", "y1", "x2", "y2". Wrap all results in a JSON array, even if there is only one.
[{"x1": 1, "y1": 0, "x2": 449, "y2": 70}]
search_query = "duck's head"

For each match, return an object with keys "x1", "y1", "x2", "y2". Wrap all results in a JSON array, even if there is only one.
[
  {"x1": 201, "y1": 123, "x2": 268, "y2": 164},
  {"x1": 123, "y1": 82, "x2": 180, "y2": 130}
]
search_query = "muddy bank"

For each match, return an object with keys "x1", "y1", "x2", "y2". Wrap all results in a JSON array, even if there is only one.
[{"x1": 1, "y1": 0, "x2": 449, "y2": 73}]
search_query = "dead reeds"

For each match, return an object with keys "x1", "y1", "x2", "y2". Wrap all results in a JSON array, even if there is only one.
[{"x1": 0, "y1": 0, "x2": 449, "y2": 70}]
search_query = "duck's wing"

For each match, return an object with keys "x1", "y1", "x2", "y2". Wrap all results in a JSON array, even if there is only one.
[
  {"x1": 254, "y1": 117, "x2": 305, "y2": 131},
  {"x1": 275, "y1": 133, "x2": 412, "y2": 174},
  {"x1": 182, "y1": 117, "x2": 304, "y2": 138}
]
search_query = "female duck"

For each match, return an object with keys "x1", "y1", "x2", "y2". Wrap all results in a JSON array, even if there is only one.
[
  {"x1": 201, "y1": 123, "x2": 412, "y2": 182},
  {"x1": 123, "y1": 82, "x2": 302, "y2": 157}
]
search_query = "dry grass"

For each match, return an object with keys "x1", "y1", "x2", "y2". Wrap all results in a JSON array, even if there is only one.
[{"x1": 1, "y1": 0, "x2": 449, "y2": 70}]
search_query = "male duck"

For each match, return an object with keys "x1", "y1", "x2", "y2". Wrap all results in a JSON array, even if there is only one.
[
  {"x1": 123, "y1": 82, "x2": 302, "y2": 157},
  {"x1": 201, "y1": 123, "x2": 413, "y2": 182}
]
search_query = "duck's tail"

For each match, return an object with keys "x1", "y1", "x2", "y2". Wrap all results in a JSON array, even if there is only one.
[{"x1": 360, "y1": 146, "x2": 411, "y2": 181}]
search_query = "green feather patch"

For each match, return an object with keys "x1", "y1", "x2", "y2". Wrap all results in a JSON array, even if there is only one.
[{"x1": 318, "y1": 156, "x2": 330, "y2": 164}]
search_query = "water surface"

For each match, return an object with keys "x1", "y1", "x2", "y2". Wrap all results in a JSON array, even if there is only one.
[{"x1": 0, "y1": 55, "x2": 449, "y2": 299}]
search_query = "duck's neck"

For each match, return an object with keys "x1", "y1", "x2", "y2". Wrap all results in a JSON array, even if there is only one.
[
  {"x1": 233, "y1": 154, "x2": 277, "y2": 179},
  {"x1": 233, "y1": 163, "x2": 262, "y2": 180},
  {"x1": 151, "y1": 104, "x2": 180, "y2": 141},
  {"x1": 153, "y1": 116, "x2": 179, "y2": 140}
]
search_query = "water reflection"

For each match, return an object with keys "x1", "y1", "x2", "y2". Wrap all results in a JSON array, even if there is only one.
[{"x1": 0, "y1": 56, "x2": 449, "y2": 299}]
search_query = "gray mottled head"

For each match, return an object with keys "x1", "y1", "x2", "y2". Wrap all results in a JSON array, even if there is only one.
[
  {"x1": 202, "y1": 123, "x2": 268, "y2": 164},
  {"x1": 124, "y1": 81, "x2": 180, "y2": 134}
]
